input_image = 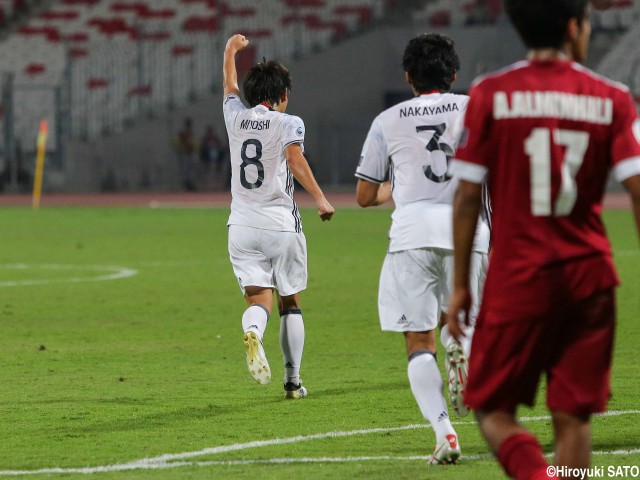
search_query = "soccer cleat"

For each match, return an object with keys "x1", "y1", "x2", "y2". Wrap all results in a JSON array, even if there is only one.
[
  {"x1": 445, "y1": 342, "x2": 469, "y2": 417},
  {"x1": 429, "y1": 434, "x2": 461, "y2": 465},
  {"x1": 243, "y1": 331, "x2": 271, "y2": 384},
  {"x1": 284, "y1": 381, "x2": 308, "y2": 399}
]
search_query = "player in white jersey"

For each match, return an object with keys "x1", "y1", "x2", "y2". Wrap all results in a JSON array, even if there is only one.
[
  {"x1": 223, "y1": 34, "x2": 335, "y2": 399},
  {"x1": 355, "y1": 34, "x2": 490, "y2": 464}
]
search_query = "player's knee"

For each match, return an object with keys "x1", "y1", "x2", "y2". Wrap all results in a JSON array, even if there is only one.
[
  {"x1": 404, "y1": 330, "x2": 437, "y2": 355},
  {"x1": 279, "y1": 294, "x2": 301, "y2": 311}
]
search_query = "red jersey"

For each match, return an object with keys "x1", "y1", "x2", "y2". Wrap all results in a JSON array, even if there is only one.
[{"x1": 453, "y1": 59, "x2": 640, "y2": 316}]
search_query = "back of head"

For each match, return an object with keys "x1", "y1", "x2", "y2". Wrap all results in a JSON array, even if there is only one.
[
  {"x1": 242, "y1": 59, "x2": 292, "y2": 107},
  {"x1": 505, "y1": 0, "x2": 588, "y2": 49},
  {"x1": 402, "y1": 33, "x2": 460, "y2": 93}
]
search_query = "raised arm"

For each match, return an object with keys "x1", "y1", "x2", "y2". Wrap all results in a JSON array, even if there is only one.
[
  {"x1": 447, "y1": 179, "x2": 483, "y2": 340},
  {"x1": 285, "y1": 143, "x2": 335, "y2": 222},
  {"x1": 223, "y1": 34, "x2": 249, "y2": 97}
]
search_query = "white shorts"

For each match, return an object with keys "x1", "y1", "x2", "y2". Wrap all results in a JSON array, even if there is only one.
[
  {"x1": 228, "y1": 225, "x2": 307, "y2": 296},
  {"x1": 378, "y1": 248, "x2": 487, "y2": 332}
]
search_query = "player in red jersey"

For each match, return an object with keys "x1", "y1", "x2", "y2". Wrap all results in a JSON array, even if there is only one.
[{"x1": 447, "y1": 0, "x2": 640, "y2": 479}]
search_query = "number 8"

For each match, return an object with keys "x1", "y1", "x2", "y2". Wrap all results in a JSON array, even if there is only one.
[{"x1": 240, "y1": 139, "x2": 264, "y2": 190}]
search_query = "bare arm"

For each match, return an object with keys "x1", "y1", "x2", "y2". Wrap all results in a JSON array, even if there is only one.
[
  {"x1": 356, "y1": 180, "x2": 391, "y2": 208},
  {"x1": 223, "y1": 34, "x2": 249, "y2": 97},
  {"x1": 285, "y1": 143, "x2": 335, "y2": 221},
  {"x1": 623, "y1": 174, "x2": 640, "y2": 243},
  {"x1": 447, "y1": 180, "x2": 483, "y2": 340}
]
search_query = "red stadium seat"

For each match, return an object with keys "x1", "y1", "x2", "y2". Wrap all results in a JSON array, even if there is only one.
[
  {"x1": 220, "y1": 4, "x2": 255, "y2": 17},
  {"x1": 429, "y1": 9, "x2": 451, "y2": 27},
  {"x1": 139, "y1": 8, "x2": 176, "y2": 19},
  {"x1": 235, "y1": 45, "x2": 256, "y2": 75},
  {"x1": 283, "y1": 0, "x2": 326, "y2": 6},
  {"x1": 87, "y1": 78, "x2": 109, "y2": 89},
  {"x1": 237, "y1": 29, "x2": 272, "y2": 38},
  {"x1": 60, "y1": 0, "x2": 99, "y2": 5},
  {"x1": 182, "y1": 15, "x2": 218, "y2": 32},
  {"x1": 24, "y1": 63, "x2": 46, "y2": 75},
  {"x1": 39, "y1": 10, "x2": 80, "y2": 21},
  {"x1": 138, "y1": 31, "x2": 171, "y2": 41},
  {"x1": 333, "y1": 5, "x2": 373, "y2": 25},
  {"x1": 19, "y1": 25, "x2": 61, "y2": 41},
  {"x1": 128, "y1": 84, "x2": 152, "y2": 96},
  {"x1": 172, "y1": 44, "x2": 194, "y2": 56},
  {"x1": 87, "y1": 17, "x2": 137, "y2": 37},
  {"x1": 110, "y1": 2, "x2": 149, "y2": 15},
  {"x1": 61, "y1": 32, "x2": 89, "y2": 42},
  {"x1": 69, "y1": 47, "x2": 88, "y2": 58}
]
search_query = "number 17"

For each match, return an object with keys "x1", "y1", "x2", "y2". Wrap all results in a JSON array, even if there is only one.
[{"x1": 525, "y1": 128, "x2": 589, "y2": 216}]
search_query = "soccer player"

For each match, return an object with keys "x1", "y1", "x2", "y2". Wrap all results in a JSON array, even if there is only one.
[
  {"x1": 222, "y1": 34, "x2": 335, "y2": 399},
  {"x1": 355, "y1": 33, "x2": 490, "y2": 464},
  {"x1": 448, "y1": 1, "x2": 640, "y2": 478}
]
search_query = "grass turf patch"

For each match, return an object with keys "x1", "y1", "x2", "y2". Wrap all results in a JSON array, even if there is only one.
[{"x1": 0, "y1": 206, "x2": 637, "y2": 479}]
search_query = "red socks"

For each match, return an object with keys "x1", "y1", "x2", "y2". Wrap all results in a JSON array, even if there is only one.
[{"x1": 497, "y1": 432, "x2": 557, "y2": 480}]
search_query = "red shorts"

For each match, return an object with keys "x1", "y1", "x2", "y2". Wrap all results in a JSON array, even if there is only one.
[{"x1": 465, "y1": 288, "x2": 615, "y2": 416}]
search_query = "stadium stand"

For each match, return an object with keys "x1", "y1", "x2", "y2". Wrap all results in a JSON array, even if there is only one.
[
  {"x1": 0, "y1": 0, "x2": 388, "y2": 150},
  {"x1": 412, "y1": 0, "x2": 503, "y2": 27},
  {"x1": 1, "y1": 0, "x2": 637, "y2": 192},
  {"x1": 595, "y1": 1, "x2": 640, "y2": 104}
]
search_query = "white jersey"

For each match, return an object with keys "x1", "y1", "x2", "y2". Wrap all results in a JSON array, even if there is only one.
[
  {"x1": 355, "y1": 93, "x2": 490, "y2": 253},
  {"x1": 223, "y1": 93, "x2": 304, "y2": 233}
]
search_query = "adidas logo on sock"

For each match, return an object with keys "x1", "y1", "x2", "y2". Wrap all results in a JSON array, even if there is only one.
[
  {"x1": 285, "y1": 362, "x2": 293, "y2": 368},
  {"x1": 397, "y1": 314, "x2": 408, "y2": 325},
  {"x1": 437, "y1": 411, "x2": 449, "y2": 422}
]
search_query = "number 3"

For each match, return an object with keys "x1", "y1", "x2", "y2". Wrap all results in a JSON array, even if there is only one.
[
  {"x1": 525, "y1": 128, "x2": 589, "y2": 216},
  {"x1": 417, "y1": 123, "x2": 454, "y2": 183}
]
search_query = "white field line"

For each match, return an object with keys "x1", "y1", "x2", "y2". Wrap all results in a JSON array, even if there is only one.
[
  {"x1": 55, "y1": 448, "x2": 640, "y2": 470},
  {"x1": 133, "y1": 260, "x2": 212, "y2": 268},
  {"x1": 0, "y1": 410, "x2": 638, "y2": 476},
  {"x1": 148, "y1": 201, "x2": 219, "y2": 209},
  {"x1": 0, "y1": 264, "x2": 138, "y2": 287},
  {"x1": 616, "y1": 250, "x2": 639, "y2": 256}
]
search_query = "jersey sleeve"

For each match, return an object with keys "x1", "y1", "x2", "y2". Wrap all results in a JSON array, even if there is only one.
[
  {"x1": 451, "y1": 82, "x2": 493, "y2": 184},
  {"x1": 223, "y1": 94, "x2": 246, "y2": 130},
  {"x1": 610, "y1": 90, "x2": 640, "y2": 183},
  {"x1": 355, "y1": 116, "x2": 389, "y2": 184},
  {"x1": 282, "y1": 115, "x2": 305, "y2": 148}
]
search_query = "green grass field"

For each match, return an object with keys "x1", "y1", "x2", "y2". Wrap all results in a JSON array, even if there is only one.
[{"x1": 0, "y1": 205, "x2": 637, "y2": 479}]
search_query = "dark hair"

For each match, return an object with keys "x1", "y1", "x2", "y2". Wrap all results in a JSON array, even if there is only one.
[
  {"x1": 242, "y1": 59, "x2": 292, "y2": 107},
  {"x1": 505, "y1": 0, "x2": 589, "y2": 49},
  {"x1": 402, "y1": 33, "x2": 460, "y2": 93}
]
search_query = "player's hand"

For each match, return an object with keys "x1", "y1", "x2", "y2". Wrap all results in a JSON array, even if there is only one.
[
  {"x1": 447, "y1": 287, "x2": 472, "y2": 341},
  {"x1": 316, "y1": 197, "x2": 335, "y2": 222},
  {"x1": 225, "y1": 34, "x2": 249, "y2": 54}
]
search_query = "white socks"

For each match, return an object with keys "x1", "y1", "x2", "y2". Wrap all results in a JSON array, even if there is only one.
[
  {"x1": 440, "y1": 323, "x2": 474, "y2": 359},
  {"x1": 242, "y1": 304, "x2": 269, "y2": 341},
  {"x1": 407, "y1": 351, "x2": 456, "y2": 444},
  {"x1": 279, "y1": 309, "x2": 304, "y2": 385}
]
